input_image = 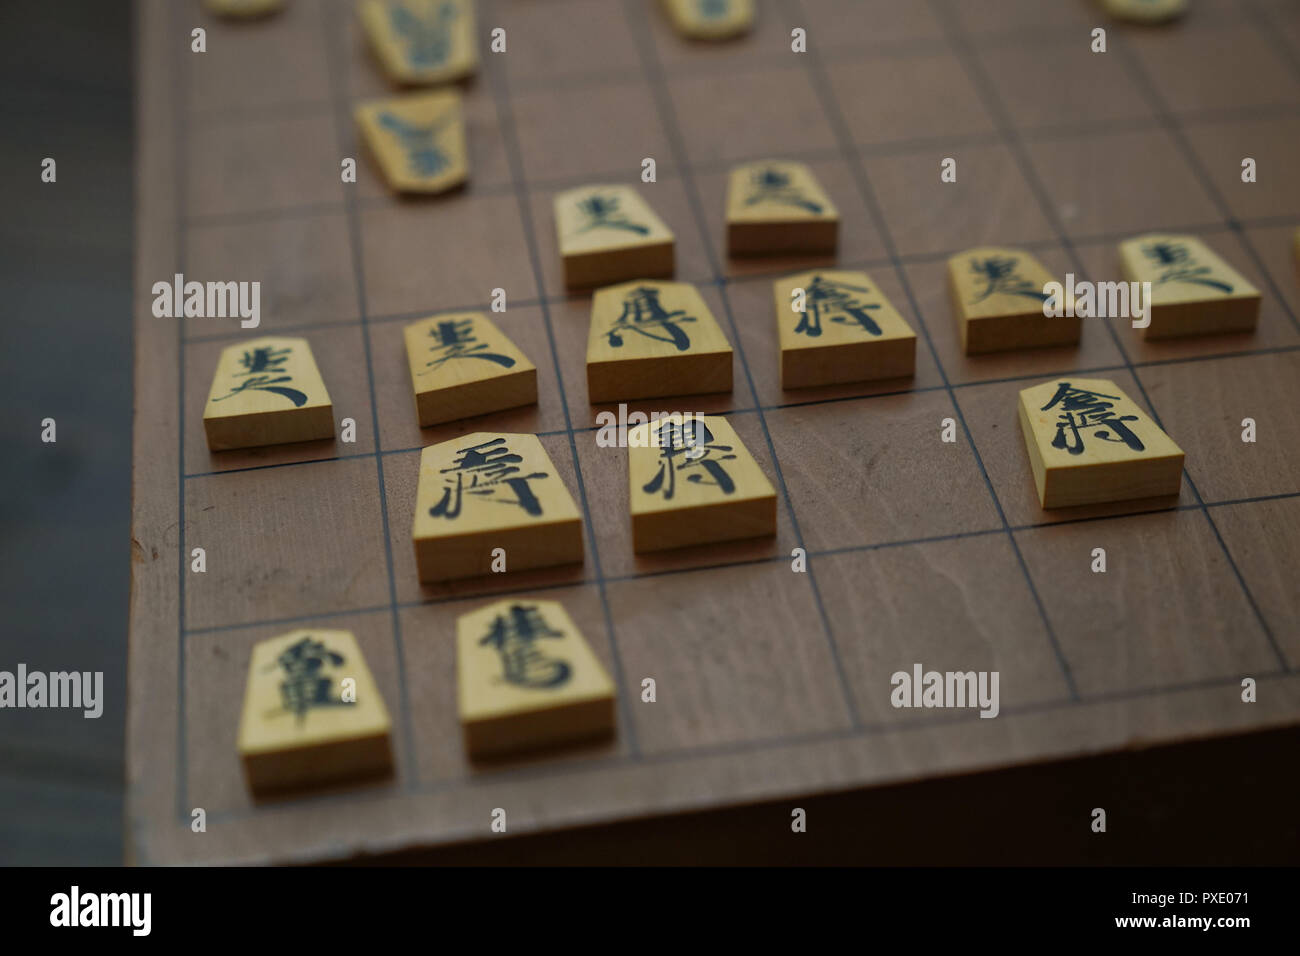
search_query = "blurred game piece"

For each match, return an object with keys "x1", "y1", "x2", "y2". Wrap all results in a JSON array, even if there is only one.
[
  {"x1": 412, "y1": 432, "x2": 583, "y2": 582},
  {"x1": 726, "y1": 159, "x2": 839, "y2": 257},
  {"x1": 458, "y1": 598, "x2": 616, "y2": 759},
  {"x1": 628, "y1": 413, "x2": 776, "y2": 552},
  {"x1": 204, "y1": 0, "x2": 285, "y2": 18},
  {"x1": 355, "y1": 89, "x2": 468, "y2": 194},
  {"x1": 586, "y1": 280, "x2": 732, "y2": 402},
  {"x1": 203, "y1": 336, "x2": 333, "y2": 451},
  {"x1": 359, "y1": 0, "x2": 478, "y2": 85},
  {"x1": 1018, "y1": 376, "x2": 1184, "y2": 509},
  {"x1": 1101, "y1": 0, "x2": 1187, "y2": 24},
  {"x1": 774, "y1": 269, "x2": 916, "y2": 389},
  {"x1": 404, "y1": 311, "x2": 536, "y2": 426},
  {"x1": 554, "y1": 184, "x2": 675, "y2": 290},
  {"x1": 238, "y1": 629, "x2": 393, "y2": 795},
  {"x1": 661, "y1": 0, "x2": 754, "y2": 39},
  {"x1": 1119, "y1": 233, "x2": 1260, "y2": 338},
  {"x1": 948, "y1": 246, "x2": 1079, "y2": 354}
]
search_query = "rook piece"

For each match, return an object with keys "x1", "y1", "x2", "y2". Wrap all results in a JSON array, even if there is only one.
[
  {"x1": 628, "y1": 413, "x2": 776, "y2": 552},
  {"x1": 1018, "y1": 376, "x2": 1184, "y2": 509},
  {"x1": 554, "y1": 185, "x2": 674, "y2": 290},
  {"x1": 355, "y1": 89, "x2": 468, "y2": 194},
  {"x1": 404, "y1": 311, "x2": 537, "y2": 426},
  {"x1": 203, "y1": 336, "x2": 333, "y2": 451},
  {"x1": 237, "y1": 629, "x2": 393, "y2": 795},
  {"x1": 660, "y1": 0, "x2": 754, "y2": 39},
  {"x1": 587, "y1": 280, "x2": 733, "y2": 402},
  {"x1": 1119, "y1": 233, "x2": 1260, "y2": 339},
  {"x1": 774, "y1": 269, "x2": 916, "y2": 389},
  {"x1": 727, "y1": 159, "x2": 838, "y2": 257},
  {"x1": 359, "y1": 0, "x2": 478, "y2": 86},
  {"x1": 458, "y1": 598, "x2": 616, "y2": 758},
  {"x1": 413, "y1": 432, "x2": 583, "y2": 582},
  {"x1": 948, "y1": 246, "x2": 1079, "y2": 354}
]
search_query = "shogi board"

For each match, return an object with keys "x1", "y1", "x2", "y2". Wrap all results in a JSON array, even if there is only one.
[{"x1": 129, "y1": 0, "x2": 1300, "y2": 864}]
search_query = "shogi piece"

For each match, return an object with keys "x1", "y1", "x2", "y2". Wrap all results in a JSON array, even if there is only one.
[
  {"x1": 774, "y1": 269, "x2": 916, "y2": 389},
  {"x1": 413, "y1": 432, "x2": 583, "y2": 582},
  {"x1": 628, "y1": 414, "x2": 776, "y2": 552},
  {"x1": 359, "y1": 0, "x2": 478, "y2": 86},
  {"x1": 1101, "y1": 0, "x2": 1187, "y2": 23},
  {"x1": 237, "y1": 629, "x2": 393, "y2": 794},
  {"x1": 1119, "y1": 233, "x2": 1260, "y2": 339},
  {"x1": 554, "y1": 185, "x2": 674, "y2": 290},
  {"x1": 660, "y1": 0, "x2": 754, "y2": 39},
  {"x1": 587, "y1": 280, "x2": 732, "y2": 402},
  {"x1": 1018, "y1": 377, "x2": 1184, "y2": 510},
  {"x1": 203, "y1": 336, "x2": 333, "y2": 451},
  {"x1": 726, "y1": 159, "x2": 838, "y2": 257},
  {"x1": 404, "y1": 312, "x2": 536, "y2": 426},
  {"x1": 355, "y1": 89, "x2": 467, "y2": 194},
  {"x1": 204, "y1": 0, "x2": 284, "y2": 17},
  {"x1": 947, "y1": 247, "x2": 1080, "y2": 354},
  {"x1": 457, "y1": 599, "x2": 616, "y2": 759}
]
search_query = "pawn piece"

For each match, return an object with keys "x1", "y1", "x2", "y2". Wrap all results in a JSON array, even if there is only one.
[
  {"x1": 355, "y1": 89, "x2": 468, "y2": 194},
  {"x1": 727, "y1": 159, "x2": 838, "y2": 257},
  {"x1": 458, "y1": 598, "x2": 616, "y2": 759},
  {"x1": 774, "y1": 269, "x2": 916, "y2": 389},
  {"x1": 404, "y1": 311, "x2": 536, "y2": 426},
  {"x1": 947, "y1": 246, "x2": 1079, "y2": 354},
  {"x1": 554, "y1": 185, "x2": 675, "y2": 290},
  {"x1": 1119, "y1": 233, "x2": 1260, "y2": 339},
  {"x1": 660, "y1": 0, "x2": 754, "y2": 39},
  {"x1": 628, "y1": 413, "x2": 776, "y2": 552},
  {"x1": 204, "y1": 0, "x2": 284, "y2": 17},
  {"x1": 203, "y1": 336, "x2": 333, "y2": 451},
  {"x1": 237, "y1": 629, "x2": 393, "y2": 795},
  {"x1": 359, "y1": 0, "x2": 478, "y2": 86},
  {"x1": 587, "y1": 280, "x2": 732, "y2": 402},
  {"x1": 1018, "y1": 377, "x2": 1183, "y2": 509},
  {"x1": 1101, "y1": 0, "x2": 1187, "y2": 24},
  {"x1": 413, "y1": 432, "x2": 583, "y2": 582}
]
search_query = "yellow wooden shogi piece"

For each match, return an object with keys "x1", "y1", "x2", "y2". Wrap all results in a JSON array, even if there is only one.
[
  {"x1": 457, "y1": 598, "x2": 616, "y2": 759},
  {"x1": 628, "y1": 414, "x2": 776, "y2": 552},
  {"x1": 359, "y1": 0, "x2": 478, "y2": 86},
  {"x1": 413, "y1": 432, "x2": 583, "y2": 582},
  {"x1": 404, "y1": 311, "x2": 536, "y2": 426},
  {"x1": 204, "y1": 0, "x2": 285, "y2": 18},
  {"x1": 660, "y1": 0, "x2": 754, "y2": 40},
  {"x1": 1018, "y1": 377, "x2": 1184, "y2": 509},
  {"x1": 355, "y1": 89, "x2": 468, "y2": 194},
  {"x1": 203, "y1": 336, "x2": 333, "y2": 451},
  {"x1": 1100, "y1": 0, "x2": 1187, "y2": 24},
  {"x1": 773, "y1": 269, "x2": 916, "y2": 389},
  {"x1": 726, "y1": 159, "x2": 838, "y2": 257},
  {"x1": 1119, "y1": 233, "x2": 1261, "y2": 339},
  {"x1": 587, "y1": 280, "x2": 733, "y2": 402},
  {"x1": 554, "y1": 185, "x2": 675, "y2": 290},
  {"x1": 237, "y1": 629, "x2": 393, "y2": 794},
  {"x1": 947, "y1": 246, "x2": 1079, "y2": 354}
]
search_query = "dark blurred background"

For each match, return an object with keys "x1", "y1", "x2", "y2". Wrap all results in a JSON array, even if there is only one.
[{"x1": 0, "y1": 0, "x2": 133, "y2": 864}]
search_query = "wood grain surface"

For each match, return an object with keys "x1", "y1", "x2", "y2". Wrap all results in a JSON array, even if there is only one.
[{"x1": 129, "y1": 0, "x2": 1300, "y2": 864}]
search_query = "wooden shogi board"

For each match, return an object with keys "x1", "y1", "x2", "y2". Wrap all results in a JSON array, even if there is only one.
[{"x1": 128, "y1": 0, "x2": 1300, "y2": 864}]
